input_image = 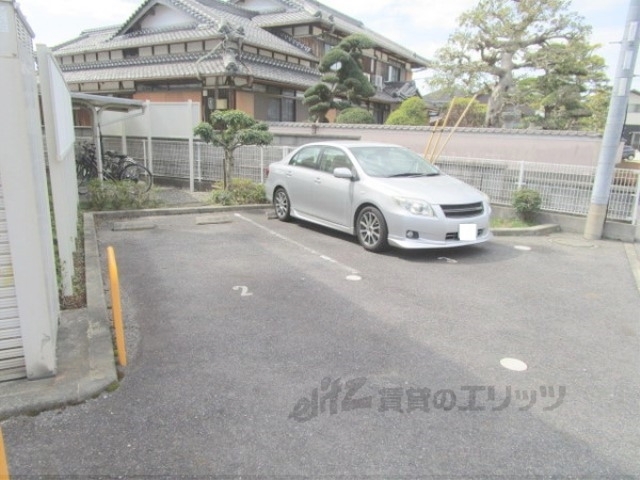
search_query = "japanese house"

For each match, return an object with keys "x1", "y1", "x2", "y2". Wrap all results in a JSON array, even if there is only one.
[{"x1": 51, "y1": 0, "x2": 428, "y2": 124}]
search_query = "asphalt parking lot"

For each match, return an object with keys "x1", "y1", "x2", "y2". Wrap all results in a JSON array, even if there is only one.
[{"x1": 3, "y1": 209, "x2": 640, "y2": 478}]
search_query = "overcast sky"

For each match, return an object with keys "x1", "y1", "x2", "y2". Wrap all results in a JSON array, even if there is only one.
[{"x1": 16, "y1": 0, "x2": 637, "y2": 88}]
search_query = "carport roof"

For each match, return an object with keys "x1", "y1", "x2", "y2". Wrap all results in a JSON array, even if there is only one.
[{"x1": 71, "y1": 92, "x2": 146, "y2": 113}]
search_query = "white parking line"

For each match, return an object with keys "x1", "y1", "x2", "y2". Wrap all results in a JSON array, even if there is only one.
[{"x1": 235, "y1": 213, "x2": 361, "y2": 277}]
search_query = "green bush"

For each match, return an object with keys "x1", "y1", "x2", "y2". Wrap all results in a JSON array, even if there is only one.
[
  {"x1": 210, "y1": 178, "x2": 268, "y2": 205},
  {"x1": 385, "y1": 97, "x2": 428, "y2": 125},
  {"x1": 513, "y1": 188, "x2": 542, "y2": 223},
  {"x1": 85, "y1": 180, "x2": 159, "y2": 211},
  {"x1": 335, "y1": 107, "x2": 375, "y2": 124}
]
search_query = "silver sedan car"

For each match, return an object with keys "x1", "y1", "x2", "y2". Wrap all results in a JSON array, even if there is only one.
[{"x1": 264, "y1": 141, "x2": 492, "y2": 252}]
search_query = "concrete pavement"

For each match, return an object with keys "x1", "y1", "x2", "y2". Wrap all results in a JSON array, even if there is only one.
[{"x1": 0, "y1": 199, "x2": 638, "y2": 421}]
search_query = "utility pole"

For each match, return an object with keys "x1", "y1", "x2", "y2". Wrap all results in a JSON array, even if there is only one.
[{"x1": 584, "y1": 0, "x2": 640, "y2": 240}]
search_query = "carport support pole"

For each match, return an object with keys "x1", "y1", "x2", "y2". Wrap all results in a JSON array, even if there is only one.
[{"x1": 584, "y1": 0, "x2": 640, "y2": 239}]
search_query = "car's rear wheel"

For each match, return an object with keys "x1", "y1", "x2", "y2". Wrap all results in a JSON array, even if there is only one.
[
  {"x1": 356, "y1": 206, "x2": 389, "y2": 252},
  {"x1": 273, "y1": 187, "x2": 291, "y2": 221}
]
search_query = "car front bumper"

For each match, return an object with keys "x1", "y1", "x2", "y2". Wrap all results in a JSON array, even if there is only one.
[{"x1": 384, "y1": 204, "x2": 492, "y2": 249}]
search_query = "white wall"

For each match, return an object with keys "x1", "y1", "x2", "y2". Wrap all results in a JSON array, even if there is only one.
[
  {"x1": 0, "y1": 0, "x2": 59, "y2": 380},
  {"x1": 38, "y1": 44, "x2": 78, "y2": 298}
]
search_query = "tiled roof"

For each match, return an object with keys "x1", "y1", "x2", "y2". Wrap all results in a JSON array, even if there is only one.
[
  {"x1": 61, "y1": 49, "x2": 400, "y2": 103},
  {"x1": 61, "y1": 51, "x2": 321, "y2": 87},
  {"x1": 250, "y1": 0, "x2": 429, "y2": 66},
  {"x1": 53, "y1": 0, "x2": 317, "y2": 61}
]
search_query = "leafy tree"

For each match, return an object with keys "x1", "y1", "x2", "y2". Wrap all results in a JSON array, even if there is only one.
[
  {"x1": 442, "y1": 97, "x2": 486, "y2": 128},
  {"x1": 430, "y1": 0, "x2": 591, "y2": 127},
  {"x1": 385, "y1": 97, "x2": 428, "y2": 125},
  {"x1": 194, "y1": 110, "x2": 273, "y2": 190},
  {"x1": 303, "y1": 34, "x2": 376, "y2": 122},
  {"x1": 336, "y1": 107, "x2": 375, "y2": 124},
  {"x1": 579, "y1": 87, "x2": 611, "y2": 132},
  {"x1": 516, "y1": 40, "x2": 608, "y2": 130}
]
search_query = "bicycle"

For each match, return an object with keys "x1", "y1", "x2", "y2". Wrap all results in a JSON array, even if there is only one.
[{"x1": 77, "y1": 142, "x2": 153, "y2": 193}]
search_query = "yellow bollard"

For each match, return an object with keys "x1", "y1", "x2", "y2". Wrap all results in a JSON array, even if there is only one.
[
  {"x1": 107, "y1": 246, "x2": 127, "y2": 367},
  {"x1": 0, "y1": 426, "x2": 9, "y2": 479}
]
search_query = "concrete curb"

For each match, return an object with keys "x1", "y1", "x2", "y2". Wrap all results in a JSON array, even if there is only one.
[
  {"x1": 491, "y1": 224, "x2": 561, "y2": 236},
  {"x1": 93, "y1": 204, "x2": 270, "y2": 221},
  {"x1": 624, "y1": 243, "x2": 640, "y2": 294}
]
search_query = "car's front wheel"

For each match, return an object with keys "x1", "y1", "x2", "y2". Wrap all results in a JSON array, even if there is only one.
[
  {"x1": 356, "y1": 206, "x2": 389, "y2": 252},
  {"x1": 273, "y1": 187, "x2": 291, "y2": 221}
]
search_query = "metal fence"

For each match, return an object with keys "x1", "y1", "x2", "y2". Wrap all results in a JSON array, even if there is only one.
[
  {"x1": 437, "y1": 157, "x2": 640, "y2": 223},
  {"x1": 102, "y1": 136, "x2": 293, "y2": 185},
  {"x1": 97, "y1": 136, "x2": 640, "y2": 224}
]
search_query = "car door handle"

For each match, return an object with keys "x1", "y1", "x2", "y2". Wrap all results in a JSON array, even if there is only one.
[{"x1": 314, "y1": 177, "x2": 322, "y2": 184}]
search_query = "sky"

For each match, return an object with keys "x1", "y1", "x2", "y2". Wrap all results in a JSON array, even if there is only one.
[{"x1": 15, "y1": 0, "x2": 638, "y2": 89}]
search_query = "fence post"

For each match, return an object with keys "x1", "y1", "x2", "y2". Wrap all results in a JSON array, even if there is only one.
[
  {"x1": 142, "y1": 139, "x2": 148, "y2": 169},
  {"x1": 196, "y1": 142, "x2": 202, "y2": 183},
  {"x1": 188, "y1": 100, "x2": 194, "y2": 192},
  {"x1": 632, "y1": 172, "x2": 640, "y2": 226},
  {"x1": 146, "y1": 100, "x2": 153, "y2": 174},
  {"x1": 517, "y1": 161, "x2": 525, "y2": 189},
  {"x1": 260, "y1": 147, "x2": 265, "y2": 184}
]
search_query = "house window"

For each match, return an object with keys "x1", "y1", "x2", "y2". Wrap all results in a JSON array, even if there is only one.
[
  {"x1": 628, "y1": 104, "x2": 640, "y2": 113},
  {"x1": 123, "y1": 48, "x2": 139, "y2": 59},
  {"x1": 259, "y1": 88, "x2": 297, "y2": 121},
  {"x1": 387, "y1": 65, "x2": 401, "y2": 82}
]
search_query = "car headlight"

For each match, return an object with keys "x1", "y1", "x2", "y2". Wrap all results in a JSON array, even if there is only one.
[{"x1": 394, "y1": 197, "x2": 436, "y2": 217}]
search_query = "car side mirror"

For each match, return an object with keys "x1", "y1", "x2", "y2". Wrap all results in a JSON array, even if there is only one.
[{"x1": 333, "y1": 167, "x2": 354, "y2": 179}]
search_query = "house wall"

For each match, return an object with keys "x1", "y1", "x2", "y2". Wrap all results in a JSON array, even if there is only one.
[
  {"x1": 134, "y1": 90, "x2": 201, "y2": 103},
  {"x1": 141, "y1": 4, "x2": 194, "y2": 29},
  {"x1": 236, "y1": 91, "x2": 255, "y2": 117}
]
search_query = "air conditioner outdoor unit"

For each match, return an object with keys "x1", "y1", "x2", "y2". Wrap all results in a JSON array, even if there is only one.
[{"x1": 373, "y1": 75, "x2": 384, "y2": 89}]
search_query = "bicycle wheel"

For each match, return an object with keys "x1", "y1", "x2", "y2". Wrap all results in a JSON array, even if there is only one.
[
  {"x1": 77, "y1": 160, "x2": 98, "y2": 192},
  {"x1": 120, "y1": 162, "x2": 153, "y2": 193}
]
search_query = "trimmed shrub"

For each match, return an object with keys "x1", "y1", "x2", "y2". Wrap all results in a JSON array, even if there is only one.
[
  {"x1": 513, "y1": 188, "x2": 542, "y2": 223},
  {"x1": 211, "y1": 178, "x2": 268, "y2": 205},
  {"x1": 336, "y1": 107, "x2": 375, "y2": 124},
  {"x1": 385, "y1": 97, "x2": 427, "y2": 125},
  {"x1": 85, "y1": 180, "x2": 159, "y2": 211}
]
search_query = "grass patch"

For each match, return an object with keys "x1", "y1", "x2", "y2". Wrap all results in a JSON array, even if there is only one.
[{"x1": 491, "y1": 217, "x2": 536, "y2": 228}]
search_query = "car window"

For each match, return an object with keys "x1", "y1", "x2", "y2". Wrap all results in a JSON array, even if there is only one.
[
  {"x1": 289, "y1": 146, "x2": 322, "y2": 170},
  {"x1": 319, "y1": 147, "x2": 353, "y2": 173},
  {"x1": 350, "y1": 146, "x2": 439, "y2": 177}
]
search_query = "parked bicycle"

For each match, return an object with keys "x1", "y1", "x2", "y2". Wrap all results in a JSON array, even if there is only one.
[{"x1": 76, "y1": 142, "x2": 153, "y2": 193}]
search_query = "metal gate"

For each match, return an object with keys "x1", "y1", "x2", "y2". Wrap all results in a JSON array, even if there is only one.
[{"x1": 0, "y1": 182, "x2": 25, "y2": 382}]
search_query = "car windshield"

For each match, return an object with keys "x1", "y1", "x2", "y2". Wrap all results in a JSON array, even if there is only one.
[{"x1": 349, "y1": 146, "x2": 440, "y2": 178}]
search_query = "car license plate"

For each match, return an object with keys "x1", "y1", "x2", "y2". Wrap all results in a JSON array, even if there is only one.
[{"x1": 459, "y1": 223, "x2": 478, "y2": 241}]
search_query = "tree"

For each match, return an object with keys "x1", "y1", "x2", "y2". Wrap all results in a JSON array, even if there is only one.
[
  {"x1": 193, "y1": 110, "x2": 273, "y2": 190},
  {"x1": 430, "y1": 0, "x2": 591, "y2": 127},
  {"x1": 303, "y1": 34, "x2": 376, "y2": 122},
  {"x1": 336, "y1": 107, "x2": 375, "y2": 124},
  {"x1": 579, "y1": 87, "x2": 611, "y2": 133},
  {"x1": 515, "y1": 40, "x2": 608, "y2": 130},
  {"x1": 385, "y1": 97, "x2": 428, "y2": 125},
  {"x1": 442, "y1": 97, "x2": 486, "y2": 128}
]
